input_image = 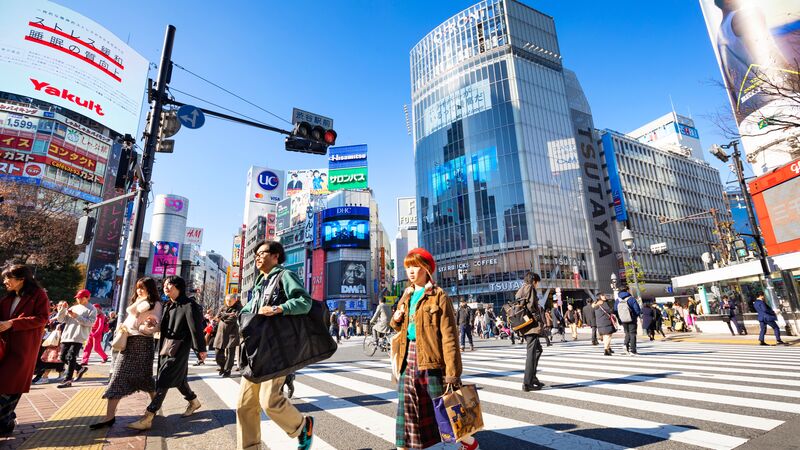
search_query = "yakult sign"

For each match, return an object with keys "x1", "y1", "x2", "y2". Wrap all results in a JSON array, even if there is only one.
[{"x1": 0, "y1": 1, "x2": 149, "y2": 134}]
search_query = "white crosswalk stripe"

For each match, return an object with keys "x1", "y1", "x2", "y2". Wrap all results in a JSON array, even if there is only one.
[{"x1": 189, "y1": 339, "x2": 800, "y2": 449}]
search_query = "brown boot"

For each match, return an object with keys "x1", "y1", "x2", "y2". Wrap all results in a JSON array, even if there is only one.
[
  {"x1": 182, "y1": 398, "x2": 201, "y2": 417},
  {"x1": 127, "y1": 411, "x2": 155, "y2": 431}
]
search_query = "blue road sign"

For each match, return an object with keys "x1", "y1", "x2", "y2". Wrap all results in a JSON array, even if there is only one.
[{"x1": 177, "y1": 105, "x2": 205, "y2": 129}]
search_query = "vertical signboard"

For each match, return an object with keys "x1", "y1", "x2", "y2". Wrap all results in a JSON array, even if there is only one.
[
  {"x1": 0, "y1": 0, "x2": 149, "y2": 135},
  {"x1": 311, "y1": 249, "x2": 325, "y2": 301},
  {"x1": 328, "y1": 144, "x2": 368, "y2": 191},
  {"x1": 397, "y1": 197, "x2": 417, "y2": 229},
  {"x1": 152, "y1": 241, "x2": 180, "y2": 276}
]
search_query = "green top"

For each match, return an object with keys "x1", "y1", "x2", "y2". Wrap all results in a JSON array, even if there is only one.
[
  {"x1": 240, "y1": 265, "x2": 312, "y2": 316},
  {"x1": 406, "y1": 287, "x2": 425, "y2": 341}
]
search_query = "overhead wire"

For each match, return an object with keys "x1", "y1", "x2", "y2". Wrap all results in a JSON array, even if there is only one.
[
  {"x1": 168, "y1": 86, "x2": 271, "y2": 127},
  {"x1": 172, "y1": 62, "x2": 292, "y2": 125}
]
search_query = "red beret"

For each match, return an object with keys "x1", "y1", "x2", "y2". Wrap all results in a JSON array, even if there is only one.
[{"x1": 407, "y1": 247, "x2": 436, "y2": 274}]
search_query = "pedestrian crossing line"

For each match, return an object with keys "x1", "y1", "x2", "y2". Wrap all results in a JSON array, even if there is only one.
[
  {"x1": 196, "y1": 372, "x2": 337, "y2": 450},
  {"x1": 467, "y1": 350, "x2": 800, "y2": 383},
  {"x1": 465, "y1": 350, "x2": 800, "y2": 390},
  {"x1": 478, "y1": 347, "x2": 800, "y2": 372},
  {"x1": 457, "y1": 366, "x2": 782, "y2": 431},
  {"x1": 300, "y1": 367, "x2": 630, "y2": 450},
  {"x1": 481, "y1": 345, "x2": 800, "y2": 369},
  {"x1": 622, "y1": 344, "x2": 800, "y2": 360},
  {"x1": 322, "y1": 364, "x2": 748, "y2": 450},
  {"x1": 459, "y1": 357, "x2": 800, "y2": 414}
]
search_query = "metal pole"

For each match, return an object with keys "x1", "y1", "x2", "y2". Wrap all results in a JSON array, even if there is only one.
[
  {"x1": 117, "y1": 25, "x2": 176, "y2": 325},
  {"x1": 731, "y1": 141, "x2": 778, "y2": 310}
]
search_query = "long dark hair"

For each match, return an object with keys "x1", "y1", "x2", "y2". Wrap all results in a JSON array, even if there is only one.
[
  {"x1": 134, "y1": 277, "x2": 160, "y2": 310},
  {"x1": 2, "y1": 264, "x2": 42, "y2": 297}
]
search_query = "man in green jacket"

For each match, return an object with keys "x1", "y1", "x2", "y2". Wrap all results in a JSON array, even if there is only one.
[{"x1": 236, "y1": 240, "x2": 314, "y2": 450}]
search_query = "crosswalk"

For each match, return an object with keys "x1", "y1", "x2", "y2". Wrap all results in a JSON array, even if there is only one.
[{"x1": 187, "y1": 339, "x2": 800, "y2": 449}]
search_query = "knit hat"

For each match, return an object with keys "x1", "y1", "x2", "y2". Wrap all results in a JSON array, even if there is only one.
[
  {"x1": 407, "y1": 247, "x2": 436, "y2": 274},
  {"x1": 93, "y1": 303, "x2": 102, "y2": 309}
]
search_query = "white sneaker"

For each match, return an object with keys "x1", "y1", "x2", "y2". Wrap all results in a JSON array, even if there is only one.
[{"x1": 34, "y1": 378, "x2": 49, "y2": 385}]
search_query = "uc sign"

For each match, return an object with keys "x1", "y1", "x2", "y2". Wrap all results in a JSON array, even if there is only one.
[{"x1": 257, "y1": 170, "x2": 280, "y2": 191}]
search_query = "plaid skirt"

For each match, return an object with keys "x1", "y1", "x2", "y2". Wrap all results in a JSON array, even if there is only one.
[
  {"x1": 396, "y1": 340, "x2": 444, "y2": 449},
  {"x1": 103, "y1": 335, "x2": 155, "y2": 399}
]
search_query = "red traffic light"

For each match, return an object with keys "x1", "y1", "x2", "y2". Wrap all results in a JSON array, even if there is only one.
[{"x1": 323, "y1": 129, "x2": 337, "y2": 145}]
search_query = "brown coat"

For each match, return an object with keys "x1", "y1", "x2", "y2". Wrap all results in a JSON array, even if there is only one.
[
  {"x1": 0, "y1": 288, "x2": 50, "y2": 394},
  {"x1": 390, "y1": 282, "x2": 462, "y2": 384},
  {"x1": 514, "y1": 283, "x2": 543, "y2": 335}
]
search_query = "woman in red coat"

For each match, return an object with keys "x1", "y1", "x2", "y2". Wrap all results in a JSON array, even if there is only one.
[{"x1": 0, "y1": 265, "x2": 50, "y2": 435}]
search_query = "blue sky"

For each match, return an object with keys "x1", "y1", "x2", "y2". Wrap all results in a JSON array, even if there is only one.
[{"x1": 56, "y1": 0, "x2": 746, "y2": 260}]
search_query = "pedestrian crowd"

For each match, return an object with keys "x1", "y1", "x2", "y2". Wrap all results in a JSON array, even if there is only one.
[{"x1": 0, "y1": 242, "x2": 792, "y2": 449}]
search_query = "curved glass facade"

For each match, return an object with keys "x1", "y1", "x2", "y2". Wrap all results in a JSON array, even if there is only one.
[{"x1": 411, "y1": 0, "x2": 599, "y2": 307}]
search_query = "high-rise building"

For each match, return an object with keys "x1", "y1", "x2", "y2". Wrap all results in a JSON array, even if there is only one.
[
  {"x1": 146, "y1": 194, "x2": 189, "y2": 279},
  {"x1": 628, "y1": 112, "x2": 704, "y2": 161},
  {"x1": 411, "y1": 0, "x2": 608, "y2": 308},
  {"x1": 599, "y1": 129, "x2": 728, "y2": 289}
]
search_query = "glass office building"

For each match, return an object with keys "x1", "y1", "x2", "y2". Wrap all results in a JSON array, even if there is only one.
[{"x1": 411, "y1": 0, "x2": 603, "y2": 307}]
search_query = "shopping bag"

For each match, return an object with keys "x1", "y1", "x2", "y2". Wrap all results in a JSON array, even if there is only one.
[
  {"x1": 389, "y1": 331, "x2": 403, "y2": 381},
  {"x1": 111, "y1": 326, "x2": 129, "y2": 352},
  {"x1": 433, "y1": 384, "x2": 484, "y2": 442},
  {"x1": 41, "y1": 345, "x2": 61, "y2": 363}
]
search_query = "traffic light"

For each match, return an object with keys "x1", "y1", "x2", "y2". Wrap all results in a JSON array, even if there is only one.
[
  {"x1": 75, "y1": 215, "x2": 96, "y2": 245},
  {"x1": 285, "y1": 121, "x2": 337, "y2": 155},
  {"x1": 115, "y1": 136, "x2": 139, "y2": 191},
  {"x1": 156, "y1": 109, "x2": 181, "y2": 153}
]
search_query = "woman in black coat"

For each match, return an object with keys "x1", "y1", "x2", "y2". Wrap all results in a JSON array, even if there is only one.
[
  {"x1": 128, "y1": 276, "x2": 206, "y2": 431},
  {"x1": 213, "y1": 294, "x2": 242, "y2": 377},
  {"x1": 593, "y1": 294, "x2": 616, "y2": 356}
]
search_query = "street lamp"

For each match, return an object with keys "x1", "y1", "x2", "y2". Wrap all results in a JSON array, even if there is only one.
[
  {"x1": 710, "y1": 140, "x2": 778, "y2": 310},
  {"x1": 620, "y1": 227, "x2": 643, "y2": 305},
  {"x1": 610, "y1": 272, "x2": 618, "y2": 298}
]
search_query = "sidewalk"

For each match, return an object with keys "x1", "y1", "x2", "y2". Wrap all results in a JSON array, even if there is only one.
[{"x1": 0, "y1": 366, "x2": 150, "y2": 450}]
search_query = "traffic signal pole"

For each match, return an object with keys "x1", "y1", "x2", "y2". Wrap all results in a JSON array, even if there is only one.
[{"x1": 116, "y1": 25, "x2": 176, "y2": 323}]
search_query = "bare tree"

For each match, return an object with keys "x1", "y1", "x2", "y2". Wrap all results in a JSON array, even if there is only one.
[{"x1": 0, "y1": 180, "x2": 83, "y2": 267}]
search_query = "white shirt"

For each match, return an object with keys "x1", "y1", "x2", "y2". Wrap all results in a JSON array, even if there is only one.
[{"x1": 9, "y1": 296, "x2": 21, "y2": 316}]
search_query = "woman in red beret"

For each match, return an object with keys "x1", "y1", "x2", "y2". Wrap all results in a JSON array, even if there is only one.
[{"x1": 390, "y1": 248, "x2": 479, "y2": 450}]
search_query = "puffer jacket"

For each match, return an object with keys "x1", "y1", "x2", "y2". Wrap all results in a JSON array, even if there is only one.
[{"x1": 390, "y1": 282, "x2": 461, "y2": 384}]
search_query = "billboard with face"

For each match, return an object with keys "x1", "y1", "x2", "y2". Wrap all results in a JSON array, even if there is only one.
[
  {"x1": 285, "y1": 168, "x2": 329, "y2": 196},
  {"x1": 326, "y1": 260, "x2": 368, "y2": 297},
  {"x1": 152, "y1": 241, "x2": 180, "y2": 276}
]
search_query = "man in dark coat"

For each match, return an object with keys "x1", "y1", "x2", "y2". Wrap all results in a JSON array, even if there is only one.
[
  {"x1": 515, "y1": 272, "x2": 544, "y2": 392},
  {"x1": 753, "y1": 293, "x2": 787, "y2": 346},
  {"x1": 641, "y1": 302, "x2": 657, "y2": 341},
  {"x1": 128, "y1": 276, "x2": 206, "y2": 430},
  {"x1": 720, "y1": 295, "x2": 745, "y2": 336},
  {"x1": 457, "y1": 301, "x2": 474, "y2": 351},
  {"x1": 582, "y1": 299, "x2": 598, "y2": 345},
  {"x1": 214, "y1": 294, "x2": 243, "y2": 377}
]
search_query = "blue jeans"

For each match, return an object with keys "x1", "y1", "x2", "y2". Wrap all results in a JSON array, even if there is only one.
[{"x1": 759, "y1": 320, "x2": 782, "y2": 343}]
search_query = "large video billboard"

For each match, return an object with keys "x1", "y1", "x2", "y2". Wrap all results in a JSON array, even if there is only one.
[
  {"x1": 0, "y1": 1, "x2": 149, "y2": 135},
  {"x1": 326, "y1": 260, "x2": 368, "y2": 297},
  {"x1": 699, "y1": 1, "x2": 800, "y2": 171},
  {"x1": 322, "y1": 206, "x2": 370, "y2": 249}
]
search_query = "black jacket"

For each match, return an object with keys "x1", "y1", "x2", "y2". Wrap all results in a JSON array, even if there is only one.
[
  {"x1": 157, "y1": 295, "x2": 206, "y2": 389},
  {"x1": 594, "y1": 301, "x2": 616, "y2": 335},
  {"x1": 582, "y1": 303, "x2": 596, "y2": 327},
  {"x1": 457, "y1": 306, "x2": 472, "y2": 327}
]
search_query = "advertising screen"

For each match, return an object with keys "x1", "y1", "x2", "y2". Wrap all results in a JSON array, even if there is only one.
[
  {"x1": 750, "y1": 159, "x2": 800, "y2": 255},
  {"x1": 328, "y1": 144, "x2": 367, "y2": 170},
  {"x1": 328, "y1": 166, "x2": 368, "y2": 191},
  {"x1": 285, "y1": 168, "x2": 329, "y2": 196},
  {"x1": 322, "y1": 206, "x2": 370, "y2": 249},
  {"x1": 326, "y1": 260, "x2": 368, "y2": 297},
  {"x1": 152, "y1": 241, "x2": 180, "y2": 276},
  {"x1": 276, "y1": 197, "x2": 291, "y2": 232},
  {"x1": 0, "y1": 0, "x2": 149, "y2": 135}
]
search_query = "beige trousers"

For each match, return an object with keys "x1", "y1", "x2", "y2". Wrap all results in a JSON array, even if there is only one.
[
  {"x1": 602, "y1": 334, "x2": 612, "y2": 350},
  {"x1": 236, "y1": 376, "x2": 304, "y2": 450},
  {"x1": 569, "y1": 323, "x2": 578, "y2": 339}
]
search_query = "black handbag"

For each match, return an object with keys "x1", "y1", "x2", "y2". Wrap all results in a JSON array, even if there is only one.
[{"x1": 240, "y1": 273, "x2": 337, "y2": 383}]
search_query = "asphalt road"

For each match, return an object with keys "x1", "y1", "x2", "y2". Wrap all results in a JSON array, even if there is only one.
[{"x1": 103, "y1": 334, "x2": 800, "y2": 450}]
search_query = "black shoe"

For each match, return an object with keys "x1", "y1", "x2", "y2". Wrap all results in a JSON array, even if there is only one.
[
  {"x1": 760, "y1": 341, "x2": 772, "y2": 346},
  {"x1": 221, "y1": 371, "x2": 231, "y2": 378},
  {"x1": 75, "y1": 366, "x2": 88, "y2": 382},
  {"x1": 31, "y1": 373, "x2": 43, "y2": 384},
  {"x1": 57, "y1": 380, "x2": 73, "y2": 388},
  {"x1": 777, "y1": 341, "x2": 789, "y2": 346},
  {"x1": 591, "y1": 341, "x2": 599, "y2": 345},
  {"x1": 89, "y1": 417, "x2": 115, "y2": 430},
  {"x1": 193, "y1": 360, "x2": 205, "y2": 366},
  {"x1": 522, "y1": 384, "x2": 542, "y2": 392},
  {"x1": 0, "y1": 422, "x2": 14, "y2": 435},
  {"x1": 604, "y1": 349, "x2": 612, "y2": 356},
  {"x1": 287, "y1": 382, "x2": 295, "y2": 399}
]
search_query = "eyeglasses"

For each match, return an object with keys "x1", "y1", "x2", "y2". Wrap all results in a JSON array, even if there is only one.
[{"x1": 255, "y1": 251, "x2": 272, "y2": 258}]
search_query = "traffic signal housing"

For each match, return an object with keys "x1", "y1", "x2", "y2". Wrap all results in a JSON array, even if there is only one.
[
  {"x1": 75, "y1": 215, "x2": 96, "y2": 246},
  {"x1": 285, "y1": 121, "x2": 336, "y2": 155},
  {"x1": 156, "y1": 109, "x2": 181, "y2": 153},
  {"x1": 115, "y1": 145, "x2": 139, "y2": 191}
]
